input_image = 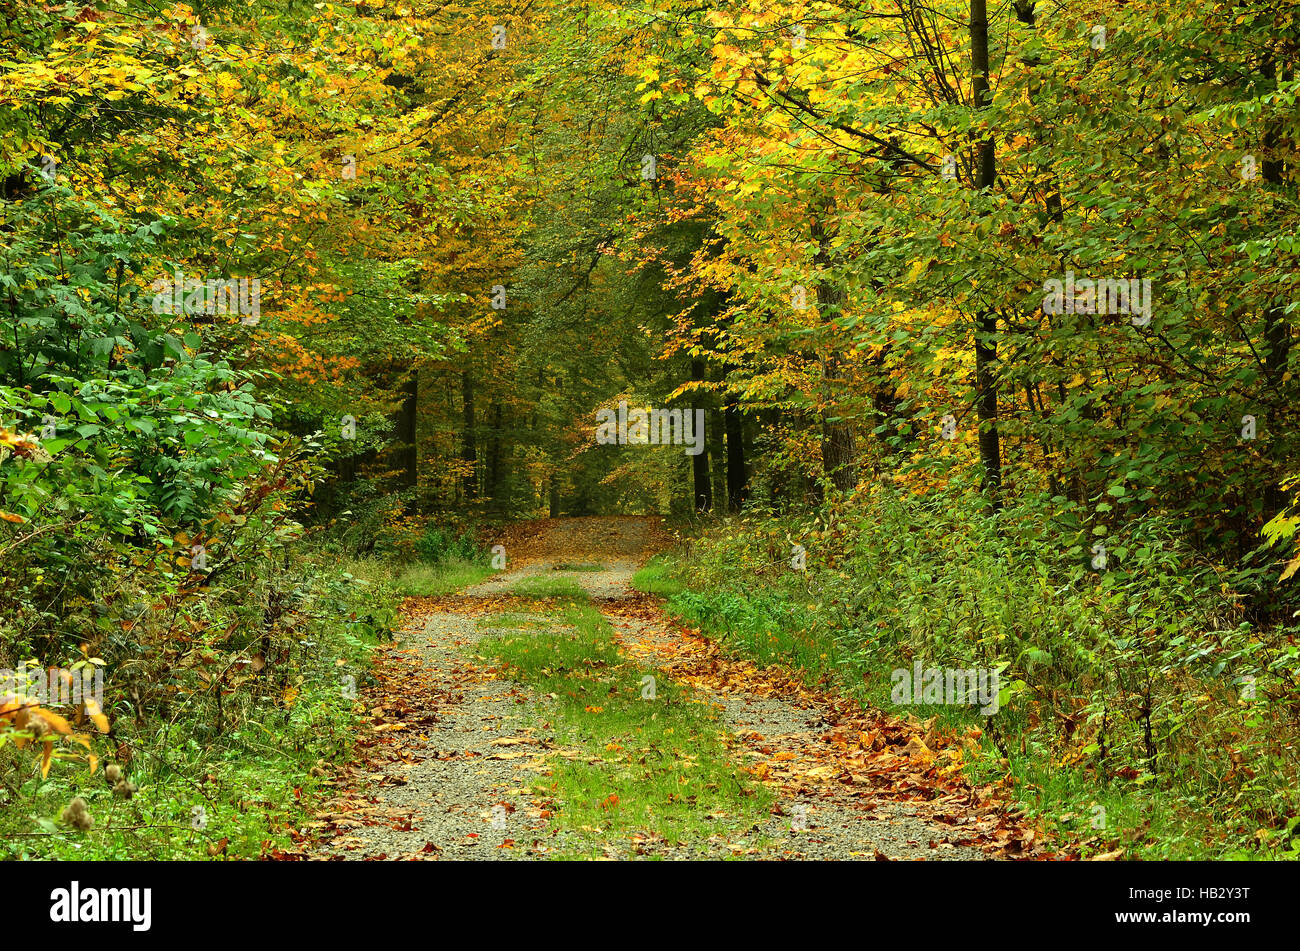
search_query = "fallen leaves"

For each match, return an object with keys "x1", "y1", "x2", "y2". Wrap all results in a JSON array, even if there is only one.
[
  {"x1": 902, "y1": 736, "x2": 934, "y2": 763},
  {"x1": 303, "y1": 518, "x2": 1058, "y2": 862},
  {"x1": 606, "y1": 597, "x2": 1060, "y2": 860}
]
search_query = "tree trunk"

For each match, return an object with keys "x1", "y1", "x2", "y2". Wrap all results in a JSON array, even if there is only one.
[
  {"x1": 690, "y1": 358, "x2": 713, "y2": 512},
  {"x1": 971, "y1": 0, "x2": 1003, "y2": 503},
  {"x1": 487, "y1": 400, "x2": 504, "y2": 509},
  {"x1": 460, "y1": 370, "x2": 477, "y2": 501},
  {"x1": 811, "y1": 211, "x2": 857, "y2": 492},
  {"x1": 395, "y1": 366, "x2": 418, "y2": 505},
  {"x1": 724, "y1": 397, "x2": 747, "y2": 512}
]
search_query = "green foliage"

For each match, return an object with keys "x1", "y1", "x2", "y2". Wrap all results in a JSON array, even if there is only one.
[
  {"x1": 666, "y1": 488, "x2": 1300, "y2": 859},
  {"x1": 414, "y1": 524, "x2": 483, "y2": 565},
  {"x1": 0, "y1": 559, "x2": 393, "y2": 859},
  {"x1": 506, "y1": 575, "x2": 589, "y2": 599},
  {"x1": 0, "y1": 175, "x2": 395, "y2": 858},
  {"x1": 335, "y1": 552, "x2": 493, "y2": 598},
  {"x1": 631, "y1": 555, "x2": 684, "y2": 597},
  {"x1": 1, "y1": 191, "x2": 275, "y2": 528}
]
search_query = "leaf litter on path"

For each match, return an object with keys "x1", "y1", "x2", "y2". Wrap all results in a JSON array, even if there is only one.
[{"x1": 303, "y1": 516, "x2": 1060, "y2": 861}]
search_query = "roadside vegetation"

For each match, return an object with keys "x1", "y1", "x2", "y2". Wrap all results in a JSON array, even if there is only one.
[
  {"x1": 0, "y1": 506, "x2": 492, "y2": 859},
  {"x1": 645, "y1": 486, "x2": 1300, "y2": 861}
]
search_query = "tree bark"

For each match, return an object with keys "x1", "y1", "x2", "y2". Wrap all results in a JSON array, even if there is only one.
[
  {"x1": 690, "y1": 358, "x2": 713, "y2": 512},
  {"x1": 971, "y1": 0, "x2": 1003, "y2": 503},
  {"x1": 487, "y1": 400, "x2": 504, "y2": 508},
  {"x1": 811, "y1": 211, "x2": 858, "y2": 492},
  {"x1": 460, "y1": 370, "x2": 477, "y2": 501},
  {"x1": 724, "y1": 397, "x2": 748, "y2": 512},
  {"x1": 395, "y1": 366, "x2": 418, "y2": 502}
]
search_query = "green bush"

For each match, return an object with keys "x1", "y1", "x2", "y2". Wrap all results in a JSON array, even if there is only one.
[
  {"x1": 0, "y1": 188, "x2": 394, "y2": 857},
  {"x1": 414, "y1": 523, "x2": 482, "y2": 565},
  {"x1": 664, "y1": 482, "x2": 1300, "y2": 858}
]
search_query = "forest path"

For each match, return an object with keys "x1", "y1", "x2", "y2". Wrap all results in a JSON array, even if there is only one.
[
  {"x1": 307, "y1": 517, "x2": 1039, "y2": 860},
  {"x1": 459, "y1": 515, "x2": 663, "y2": 600}
]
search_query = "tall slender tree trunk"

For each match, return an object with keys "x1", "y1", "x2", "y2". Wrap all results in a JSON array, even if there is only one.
[
  {"x1": 460, "y1": 370, "x2": 477, "y2": 501},
  {"x1": 724, "y1": 397, "x2": 747, "y2": 512},
  {"x1": 811, "y1": 211, "x2": 857, "y2": 492},
  {"x1": 971, "y1": 0, "x2": 1002, "y2": 504},
  {"x1": 487, "y1": 400, "x2": 504, "y2": 508},
  {"x1": 690, "y1": 358, "x2": 713, "y2": 512},
  {"x1": 394, "y1": 366, "x2": 418, "y2": 505}
]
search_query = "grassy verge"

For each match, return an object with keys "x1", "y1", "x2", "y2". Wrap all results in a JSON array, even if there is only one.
[
  {"x1": 630, "y1": 554, "x2": 684, "y2": 597},
  {"x1": 0, "y1": 555, "x2": 391, "y2": 861},
  {"x1": 1, "y1": 541, "x2": 497, "y2": 861},
  {"x1": 342, "y1": 556, "x2": 493, "y2": 597},
  {"x1": 647, "y1": 489, "x2": 1300, "y2": 861},
  {"x1": 477, "y1": 596, "x2": 774, "y2": 858}
]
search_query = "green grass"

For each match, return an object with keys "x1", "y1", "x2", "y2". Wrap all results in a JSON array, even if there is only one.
[
  {"x1": 656, "y1": 500, "x2": 1300, "y2": 861},
  {"x1": 631, "y1": 555, "x2": 684, "y2": 597},
  {"x1": 960, "y1": 745, "x2": 1246, "y2": 860},
  {"x1": 506, "y1": 574, "x2": 589, "y2": 599},
  {"x1": 552, "y1": 562, "x2": 605, "y2": 572},
  {"x1": 394, "y1": 560, "x2": 494, "y2": 596},
  {"x1": 0, "y1": 557, "x2": 381, "y2": 860},
  {"x1": 477, "y1": 611, "x2": 553, "y2": 632},
  {"x1": 478, "y1": 603, "x2": 774, "y2": 858},
  {"x1": 339, "y1": 555, "x2": 493, "y2": 596},
  {"x1": 661, "y1": 571, "x2": 1237, "y2": 859}
]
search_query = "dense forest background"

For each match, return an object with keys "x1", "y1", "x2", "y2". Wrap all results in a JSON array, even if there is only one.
[{"x1": 3, "y1": 0, "x2": 1300, "y2": 860}]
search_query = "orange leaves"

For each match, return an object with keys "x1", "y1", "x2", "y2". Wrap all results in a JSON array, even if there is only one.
[
  {"x1": 1, "y1": 692, "x2": 104, "y2": 778},
  {"x1": 0, "y1": 427, "x2": 43, "y2": 462},
  {"x1": 608, "y1": 592, "x2": 1053, "y2": 859},
  {"x1": 83, "y1": 697, "x2": 110, "y2": 734}
]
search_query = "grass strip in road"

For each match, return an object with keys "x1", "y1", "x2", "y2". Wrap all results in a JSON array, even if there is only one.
[
  {"x1": 505, "y1": 575, "x2": 590, "y2": 599},
  {"x1": 478, "y1": 601, "x2": 774, "y2": 858}
]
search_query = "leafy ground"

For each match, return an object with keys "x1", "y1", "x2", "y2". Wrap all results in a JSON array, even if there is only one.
[{"x1": 303, "y1": 517, "x2": 1054, "y2": 861}]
